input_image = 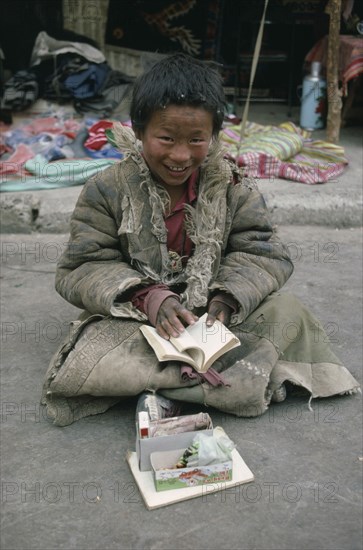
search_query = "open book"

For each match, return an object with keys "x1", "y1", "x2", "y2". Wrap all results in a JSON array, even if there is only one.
[{"x1": 140, "y1": 313, "x2": 240, "y2": 373}]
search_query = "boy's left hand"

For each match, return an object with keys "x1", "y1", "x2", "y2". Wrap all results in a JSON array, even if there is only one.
[{"x1": 206, "y1": 301, "x2": 233, "y2": 327}]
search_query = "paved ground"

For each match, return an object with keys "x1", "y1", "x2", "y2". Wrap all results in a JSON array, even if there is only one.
[
  {"x1": 1, "y1": 226, "x2": 362, "y2": 550},
  {"x1": 1, "y1": 105, "x2": 362, "y2": 549}
]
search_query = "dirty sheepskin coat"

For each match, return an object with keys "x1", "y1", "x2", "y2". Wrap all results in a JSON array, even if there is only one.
[{"x1": 41, "y1": 125, "x2": 360, "y2": 426}]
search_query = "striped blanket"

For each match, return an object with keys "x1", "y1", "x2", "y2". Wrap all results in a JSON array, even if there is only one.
[{"x1": 221, "y1": 121, "x2": 348, "y2": 184}]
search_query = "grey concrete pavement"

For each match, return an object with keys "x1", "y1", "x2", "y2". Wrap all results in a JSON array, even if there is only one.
[{"x1": 1, "y1": 226, "x2": 362, "y2": 550}]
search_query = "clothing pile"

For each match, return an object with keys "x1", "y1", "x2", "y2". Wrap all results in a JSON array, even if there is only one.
[
  {"x1": 0, "y1": 115, "x2": 123, "y2": 191},
  {"x1": 1, "y1": 31, "x2": 134, "y2": 117}
]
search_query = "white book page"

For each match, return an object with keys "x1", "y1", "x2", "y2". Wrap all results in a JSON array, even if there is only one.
[
  {"x1": 169, "y1": 327, "x2": 204, "y2": 368},
  {"x1": 140, "y1": 325, "x2": 200, "y2": 368},
  {"x1": 140, "y1": 325, "x2": 189, "y2": 361},
  {"x1": 185, "y1": 313, "x2": 240, "y2": 370},
  {"x1": 140, "y1": 314, "x2": 239, "y2": 372}
]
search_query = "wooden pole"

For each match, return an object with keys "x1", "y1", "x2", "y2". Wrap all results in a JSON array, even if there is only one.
[{"x1": 325, "y1": 0, "x2": 343, "y2": 143}]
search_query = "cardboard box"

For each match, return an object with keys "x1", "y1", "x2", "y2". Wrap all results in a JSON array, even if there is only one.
[
  {"x1": 126, "y1": 443, "x2": 255, "y2": 509},
  {"x1": 136, "y1": 413, "x2": 213, "y2": 471},
  {"x1": 150, "y1": 448, "x2": 233, "y2": 491}
]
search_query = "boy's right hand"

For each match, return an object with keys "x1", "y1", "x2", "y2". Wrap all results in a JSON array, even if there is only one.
[{"x1": 155, "y1": 297, "x2": 198, "y2": 340}]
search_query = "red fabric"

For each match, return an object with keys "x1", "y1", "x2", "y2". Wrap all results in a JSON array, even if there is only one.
[
  {"x1": 84, "y1": 120, "x2": 114, "y2": 150},
  {"x1": 164, "y1": 169, "x2": 198, "y2": 259}
]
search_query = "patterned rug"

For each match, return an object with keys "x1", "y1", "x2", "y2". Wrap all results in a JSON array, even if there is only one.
[{"x1": 105, "y1": 0, "x2": 221, "y2": 59}]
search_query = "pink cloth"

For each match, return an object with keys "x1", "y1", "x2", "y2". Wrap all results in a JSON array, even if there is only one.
[
  {"x1": 232, "y1": 151, "x2": 346, "y2": 185},
  {"x1": 22, "y1": 117, "x2": 81, "y2": 139},
  {"x1": 305, "y1": 34, "x2": 363, "y2": 95},
  {"x1": 0, "y1": 144, "x2": 35, "y2": 177}
]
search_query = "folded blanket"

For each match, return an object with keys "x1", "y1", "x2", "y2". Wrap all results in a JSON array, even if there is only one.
[{"x1": 221, "y1": 121, "x2": 348, "y2": 184}]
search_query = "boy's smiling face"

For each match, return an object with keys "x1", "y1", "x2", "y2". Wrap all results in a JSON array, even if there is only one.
[{"x1": 136, "y1": 105, "x2": 213, "y2": 192}]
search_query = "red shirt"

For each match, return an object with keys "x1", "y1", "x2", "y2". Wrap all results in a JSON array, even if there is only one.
[{"x1": 164, "y1": 169, "x2": 198, "y2": 260}]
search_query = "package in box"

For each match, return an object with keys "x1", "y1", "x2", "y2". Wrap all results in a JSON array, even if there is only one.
[
  {"x1": 136, "y1": 413, "x2": 213, "y2": 471},
  {"x1": 150, "y1": 448, "x2": 233, "y2": 491}
]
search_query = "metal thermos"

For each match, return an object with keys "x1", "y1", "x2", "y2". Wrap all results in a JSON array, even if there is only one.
[{"x1": 299, "y1": 61, "x2": 327, "y2": 130}]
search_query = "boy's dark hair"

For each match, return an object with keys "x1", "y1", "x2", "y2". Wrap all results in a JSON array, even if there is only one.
[{"x1": 130, "y1": 53, "x2": 225, "y2": 138}]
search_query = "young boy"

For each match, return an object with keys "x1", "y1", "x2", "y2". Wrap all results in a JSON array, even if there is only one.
[{"x1": 42, "y1": 53, "x2": 359, "y2": 426}]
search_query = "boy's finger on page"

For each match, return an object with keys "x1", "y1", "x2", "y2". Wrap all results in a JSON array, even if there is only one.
[
  {"x1": 206, "y1": 313, "x2": 216, "y2": 326},
  {"x1": 158, "y1": 318, "x2": 181, "y2": 338},
  {"x1": 178, "y1": 308, "x2": 198, "y2": 327},
  {"x1": 156, "y1": 326, "x2": 170, "y2": 340}
]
